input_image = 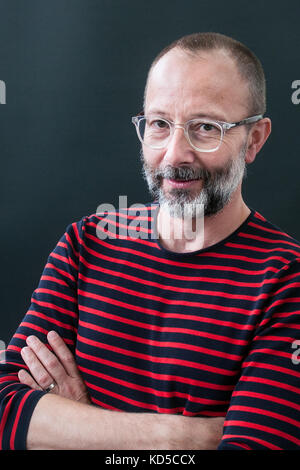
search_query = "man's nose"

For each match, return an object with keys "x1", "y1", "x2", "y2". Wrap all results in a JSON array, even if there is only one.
[{"x1": 163, "y1": 126, "x2": 196, "y2": 166}]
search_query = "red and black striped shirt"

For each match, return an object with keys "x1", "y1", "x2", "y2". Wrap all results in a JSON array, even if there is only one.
[{"x1": 0, "y1": 204, "x2": 299, "y2": 449}]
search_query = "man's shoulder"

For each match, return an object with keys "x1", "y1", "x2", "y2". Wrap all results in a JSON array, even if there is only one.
[{"x1": 245, "y1": 209, "x2": 300, "y2": 265}]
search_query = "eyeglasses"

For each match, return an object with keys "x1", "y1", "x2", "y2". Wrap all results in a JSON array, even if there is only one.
[{"x1": 131, "y1": 113, "x2": 263, "y2": 153}]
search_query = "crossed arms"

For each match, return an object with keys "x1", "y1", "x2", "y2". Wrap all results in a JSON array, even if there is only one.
[{"x1": 18, "y1": 331, "x2": 224, "y2": 450}]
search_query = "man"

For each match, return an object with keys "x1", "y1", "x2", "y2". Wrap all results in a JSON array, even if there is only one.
[{"x1": 0, "y1": 32, "x2": 299, "y2": 450}]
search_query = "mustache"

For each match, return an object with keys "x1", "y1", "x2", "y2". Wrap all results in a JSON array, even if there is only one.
[{"x1": 153, "y1": 165, "x2": 211, "y2": 182}]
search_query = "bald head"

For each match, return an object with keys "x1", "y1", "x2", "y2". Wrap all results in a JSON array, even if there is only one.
[
  {"x1": 145, "y1": 47, "x2": 252, "y2": 123},
  {"x1": 144, "y1": 32, "x2": 266, "y2": 117}
]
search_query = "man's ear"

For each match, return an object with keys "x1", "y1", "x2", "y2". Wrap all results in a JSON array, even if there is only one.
[{"x1": 245, "y1": 118, "x2": 272, "y2": 164}]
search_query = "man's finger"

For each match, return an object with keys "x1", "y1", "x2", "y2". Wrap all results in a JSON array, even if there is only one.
[
  {"x1": 25, "y1": 335, "x2": 67, "y2": 384},
  {"x1": 21, "y1": 346, "x2": 55, "y2": 390},
  {"x1": 47, "y1": 331, "x2": 80, "y2": 378},
  {"x1": 18, "y1": 368, "x2": 42, "y2": 390}
]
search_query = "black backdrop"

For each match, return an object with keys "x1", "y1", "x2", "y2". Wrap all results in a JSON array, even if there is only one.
[{"x1": 1, "y1": 0, "x2": 300, "y2": 345}]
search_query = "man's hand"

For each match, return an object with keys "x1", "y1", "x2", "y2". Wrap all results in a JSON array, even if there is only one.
[{"x1": 18, "y1": 331, "x2": 91, "y2": 404}]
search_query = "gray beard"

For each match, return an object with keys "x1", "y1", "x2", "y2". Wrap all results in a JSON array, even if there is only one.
[{"x1": 141, "y1": 144, "x2": 247, "y2": 218}]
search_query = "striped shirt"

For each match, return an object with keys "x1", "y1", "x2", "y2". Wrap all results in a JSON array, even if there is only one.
[{"x1": 0, "y1": 204, "x2": 299, "y2": 450}]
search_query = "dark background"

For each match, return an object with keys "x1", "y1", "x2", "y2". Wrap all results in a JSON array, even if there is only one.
[{"x1": 0, "y1": 0, "x2": 299, "y2": 344}]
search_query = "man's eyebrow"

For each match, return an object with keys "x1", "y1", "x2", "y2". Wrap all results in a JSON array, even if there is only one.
[
  {"x1": 145, "y1": 109, "x2": 229, "y2": 122},
  {"x1": 190, "y1": 112, "x2": 228, "y2": 122}
]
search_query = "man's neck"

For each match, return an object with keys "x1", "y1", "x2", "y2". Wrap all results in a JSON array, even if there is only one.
[{"x1": 157, "y1": 194, "x2": 251, "y2": 254}]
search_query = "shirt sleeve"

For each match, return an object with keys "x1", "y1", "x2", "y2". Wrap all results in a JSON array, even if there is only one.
[
  {"x1": 0, "y1": 218, "x2": 86, "y2": 450},
  {"x1": 218, "y1": 260, "x2": 300, "y2": 450}
]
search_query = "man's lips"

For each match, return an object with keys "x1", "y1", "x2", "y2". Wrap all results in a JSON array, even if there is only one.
[{"x1": 165, "y1": 178, "x2": 201, "y2": 188}]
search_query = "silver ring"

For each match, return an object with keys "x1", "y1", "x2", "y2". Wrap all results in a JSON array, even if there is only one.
[{"x1": 44, "y1": 382, "x2": 56, "y2": 393}]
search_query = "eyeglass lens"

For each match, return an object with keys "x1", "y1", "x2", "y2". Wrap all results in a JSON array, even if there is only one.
[{"x1": 138, "y1": 117, "x2": 222, "y2": 151}]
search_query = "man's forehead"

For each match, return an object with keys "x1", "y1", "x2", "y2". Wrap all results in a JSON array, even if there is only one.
[
  {"x1": 149, "y1": 48, "x2": 239, "y2": 83},
  {"x1": 145, "y1": 48, "x2": 249, "y2": 116}
]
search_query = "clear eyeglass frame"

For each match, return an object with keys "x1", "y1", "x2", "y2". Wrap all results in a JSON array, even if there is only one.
[{"x1": 131, "y1": 113, "x2": 263, "y2": 153}]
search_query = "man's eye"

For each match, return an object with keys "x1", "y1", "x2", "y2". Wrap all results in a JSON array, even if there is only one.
[
  {"x1": 200, "y1": 123, "x2": 214, "y2": 132},
  {"x1": 190, "y1": 121, "x2": 215, "y2": 133},
  {"x1": 151, "y1": 120, "x2": 168, "y2": 129}
]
